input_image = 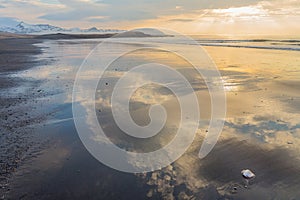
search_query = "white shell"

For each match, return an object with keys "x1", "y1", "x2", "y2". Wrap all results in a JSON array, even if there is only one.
[{"x1": 241, "y1": 169, "x2": 255, "y2": 179}]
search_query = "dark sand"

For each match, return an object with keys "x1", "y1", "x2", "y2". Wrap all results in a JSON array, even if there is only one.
[
  {"x1": 0, "y1": 33, "x2": 138, "y2": 199},
  {"x1": 0, "y1": 36, "x2": 49, "y2": 197},
  {"x1": 197, "y1": 138, "x2": 300, "y2": 199},
  {"x1": 0, "y1": 32, "x2": 119, "y2": 183},
  {"x1": 0, "y1": 35, "x2": 152, "y2": 200}
]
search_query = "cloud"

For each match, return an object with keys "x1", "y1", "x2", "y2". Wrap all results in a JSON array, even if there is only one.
[
  {"x1": 167, "y1": 19, "x2": 195, "y2": 22},
  {"x1": 40, "y1": 7, "x2": 155, "y2": 22},
  {"x1": 40, "y1": 9, "x2": 103, "y2": 21},
  {"x1": 86, "y1": 16, "x2": 107, "y2": 22},
  {"x1": 40, "y1": 0, "x2": 61, "y2": 4},
  {"x1": 0, "y1": 17, "x2": 19, "y2": 26},
  {"x1": 40, "y1": 0, "x2": 156, "y2": 21},
  {"x1": 0, "y1": 0, "x2": 300, "y2": 33},
  {"x1": 0, "y1": 0, "x2": 65, "y2": 23},
  {"x1": 40, "y1": 0, "x2": 268, "y2": 22}
]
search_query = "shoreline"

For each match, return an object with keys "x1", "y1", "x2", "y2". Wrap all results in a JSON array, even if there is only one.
[
  {"x1": 0, "y1": 38, "x2": 42, "y2": 74},
  {"x1": 0, "y1": 37, "x2": 50, "y2": 197},
  {"x1": 0, "y1": 35, "x2": 299, "y2": 199}
]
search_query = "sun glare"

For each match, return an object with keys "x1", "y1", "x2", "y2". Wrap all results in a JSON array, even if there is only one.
[{"x1": 212, "y1": 6, "x2": 268, "y2": 17}]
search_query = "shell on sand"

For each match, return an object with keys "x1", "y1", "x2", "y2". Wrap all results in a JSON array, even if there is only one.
[{"x1": 241, "y1": 169, "x2": 255, "y2": 179}]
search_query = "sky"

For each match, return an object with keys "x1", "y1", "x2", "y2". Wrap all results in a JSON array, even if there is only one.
[{"x1": 0, "y1": 0, "x2": 300, "y2": 34}]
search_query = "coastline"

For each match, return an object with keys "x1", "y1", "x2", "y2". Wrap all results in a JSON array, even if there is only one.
[
  {"x1": 0, "y1": 37, "x2": 48, "y2": 197},
  {"x1": 0, "y1": 34, "x2": 299, "y2": 199}
]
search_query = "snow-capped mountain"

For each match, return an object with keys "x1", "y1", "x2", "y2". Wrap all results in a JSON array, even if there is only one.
[
  {"x1": 14, "y1": 22, "x2": 66, "y2": 34},
  {"x1": 0, "y1": 21, "x2": 124, "y2": 34}
]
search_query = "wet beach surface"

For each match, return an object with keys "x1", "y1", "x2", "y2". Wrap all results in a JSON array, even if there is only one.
[
  {"x1": 1, "y1": 37, "x2": 300, "y2": 199},
  {"x1": 0, "y1": 38, "x2": 51, "y2": 197}
]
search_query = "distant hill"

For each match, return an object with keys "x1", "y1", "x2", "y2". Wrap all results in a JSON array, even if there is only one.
[
  {"x1": 0, "y1": 31, "x2": 33, "y2": 39},
  {"x1": 113, "y1": 31, "x2": 155, "y2": 38},
  {"x1": 0, "y1": 30, "x2": 166, "y2": 40},
  {"x1": 34, "y1": 33, "x2": 116, "y2": 40},
  {"x1": 34, "y1": 31, "x2": 158, "y2": 40},
  {"x1": 133, "y1": 28, "x2": 167, "y2": 36},
  {"x1": 0, "y1": 19, "x2": 169, "y2": 40},
  {"x1": 0, "y1": 21, "x2": 124, "y2": 35}
]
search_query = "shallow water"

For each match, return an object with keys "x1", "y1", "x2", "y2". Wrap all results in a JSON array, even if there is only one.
[{"x1": 8, "y1": 36, "x2": 300, "y2": 199}]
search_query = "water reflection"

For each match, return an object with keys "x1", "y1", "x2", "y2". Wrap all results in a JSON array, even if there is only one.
[{"x1": 10, "y1": 37, "x2": 300, "y2": 199}]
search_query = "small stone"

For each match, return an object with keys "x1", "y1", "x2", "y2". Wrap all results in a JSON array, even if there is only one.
[
  {"x1": 146, "y1": 189, "x2": 153, "y2": 198},
  {"x1": 166, "y1": 165, "x2": 173, "y2": 171},
  {"x1": 151, "y1": 172, "x2": 158, "y2": 181},
  {"x1": 164, "y1": 175, "x2": 171, "y2": 181},
  {"x1": 241, "y1": 169, "x2": 255, "y2": 179}
]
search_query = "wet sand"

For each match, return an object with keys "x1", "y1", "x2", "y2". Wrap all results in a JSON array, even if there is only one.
[
  {"x1": 0, "y1": 38, "x2": 151, "y2": 200},
  {"x1": 0, "y1": 33, "x2": 120, "y2": 195},
  {"x1": 0, "y1": 37, "x2": 51, "y2": 198},
  {"x1": 1, "y1": 37, "x2": 300, "y2": 199}
]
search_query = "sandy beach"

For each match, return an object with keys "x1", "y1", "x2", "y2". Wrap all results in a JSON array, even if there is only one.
[
  {"x1": 1, "y1": 0, "x2": 300, "y2": 198},
  {"x1": 0, "y1": 34, "x2": 300, "y2": 199},
  {"x1": 0, "y1": 36, "x2": 45, "y2": 196}
]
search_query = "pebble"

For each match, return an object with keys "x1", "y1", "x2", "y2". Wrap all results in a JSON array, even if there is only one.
[
  {"x1": 151, "y1": 172, "x2": 158, "y2": 181},
  {"x1": 164, "y1": 175, "x2": 171, "y2": 181},
  {"x1": 241, "y1": 169, "x2": 255, "y2": 179}
]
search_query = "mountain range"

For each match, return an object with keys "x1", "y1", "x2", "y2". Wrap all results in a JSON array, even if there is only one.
[{"x1": 0, "y1": 21, "x2": 124, "y2": 34}]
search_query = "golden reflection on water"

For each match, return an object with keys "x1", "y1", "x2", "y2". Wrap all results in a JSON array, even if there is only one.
[
  {"x1": 15, "y1": 39, "x2": 300, "y2": 199},
  {"x1": 66, "y1": 42, "x2": 300, "y2": 153},
  {"x1": 28, "y1": 39, "x2": 300, "y2": 159}
]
